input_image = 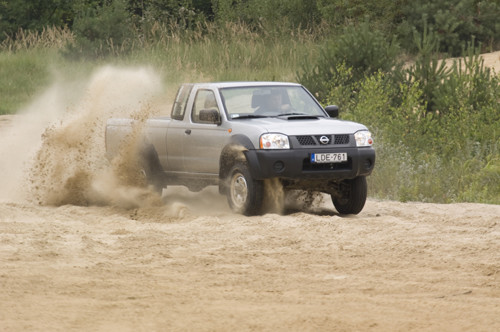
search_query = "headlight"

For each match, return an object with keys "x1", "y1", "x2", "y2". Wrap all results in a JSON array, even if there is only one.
[
  {"x1": 260, "y1": 133, "x2": 290, "y2": 149},
  {"x1": 354, "y1": 130, "x2": 373, "y2": 147}
]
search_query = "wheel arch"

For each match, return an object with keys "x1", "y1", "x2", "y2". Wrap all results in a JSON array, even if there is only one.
[{"x1": 219, "y1": 135, "x2": 256, "y2": 193}]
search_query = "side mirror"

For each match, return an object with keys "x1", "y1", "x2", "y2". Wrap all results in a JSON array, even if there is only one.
[
  {"x1": 325, "y1": 105, "x2": 339, "y2": 118},
  {"x1": 199, "y1": 109, "x2": 221, "y2": 124}
]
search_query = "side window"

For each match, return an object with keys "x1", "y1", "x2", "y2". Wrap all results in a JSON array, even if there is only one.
[
  {"x1": 171, "y1": 84, "x2": 193, "y2": 120},
  {"x1": 192, "y1": 89, "x2": 220, "y2": 124}
]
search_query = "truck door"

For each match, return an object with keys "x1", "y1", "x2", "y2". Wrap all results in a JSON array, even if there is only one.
[
  {"x1": 183, "y1": 89, "x2": 228, "y2": 174},
  {"x1": 166, "y1": 84, "x2": 192, "y2": 172}
]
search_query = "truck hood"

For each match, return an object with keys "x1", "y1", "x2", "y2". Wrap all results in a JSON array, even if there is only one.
[{"x1": 230, "y1": 117, "x2": 368, "y2": 135}]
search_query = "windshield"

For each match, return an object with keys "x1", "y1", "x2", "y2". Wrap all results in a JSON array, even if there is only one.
[{"x1": 219, "y1": 86, "x2": 326, "y2": 119}]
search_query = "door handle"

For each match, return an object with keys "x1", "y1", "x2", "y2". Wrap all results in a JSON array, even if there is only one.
[{"x1": 185, "y1": 129, "x2": 192, "y2": 135}]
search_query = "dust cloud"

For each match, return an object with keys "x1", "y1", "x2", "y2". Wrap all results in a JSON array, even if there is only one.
[
  {"x1": 0, "y1": 66, "x2": 303, "y2": 214},
  {"x1": 0, "y1": 66, "x2": 168, "y2": 208}
]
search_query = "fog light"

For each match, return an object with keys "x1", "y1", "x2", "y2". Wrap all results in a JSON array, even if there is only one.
[
  {"x1": 364, "y1": 159, "x2": 373, "y2": 169},
  {"x1": 273, "y1": 161, "x2": 285, "y2": 172}
]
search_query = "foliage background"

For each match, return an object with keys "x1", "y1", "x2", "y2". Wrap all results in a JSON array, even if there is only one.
[{"x1": 0, "y1": 0, "x2": 499, "y2": 204}]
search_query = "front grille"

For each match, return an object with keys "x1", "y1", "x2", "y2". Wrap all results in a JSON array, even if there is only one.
[
  {"x1": 295, "y1": 134, "x2": 350, "y2": 146},
  {"x1": 296, "y1": 135, "x2": 316, "y2": 145},
  {"x1": 334, "y1": 134, "x2": 349, "y2": 144}
]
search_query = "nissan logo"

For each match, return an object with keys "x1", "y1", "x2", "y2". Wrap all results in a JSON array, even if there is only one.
[{"x1": 319, "y1": 136, "x2": 330, "y2": 145}]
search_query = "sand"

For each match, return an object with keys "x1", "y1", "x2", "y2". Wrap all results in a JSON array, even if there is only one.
[
  {"x1": 0, "y1": 55, "x2": 499, "y2": 331},
  {"x1": 0, "y1": 194, "x2": 499, "y2": 331}
]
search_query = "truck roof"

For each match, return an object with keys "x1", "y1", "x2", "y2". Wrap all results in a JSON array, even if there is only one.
[{"x1": 187, "y1": 81, "x2": 302, "y2": 89}]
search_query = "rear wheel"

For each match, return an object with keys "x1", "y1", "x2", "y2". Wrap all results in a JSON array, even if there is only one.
[
  {"x1": 331, "y1": 176, "x2": 367, "y2": 215},
  {"x1": 226, "y1": 163, "x2": 263, "y2": 216},
  {"x1": 139, "y1": 145, "x2": 166, "y2": 194}
]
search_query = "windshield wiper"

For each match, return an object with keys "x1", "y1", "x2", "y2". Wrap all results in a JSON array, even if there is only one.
[
  {"x1": 276, "y1": 112, "x2": 323, "y2": 119},
  {"x1": 230, "y1": 114, "x2": 270, "y2": 119},
  {"x1": 277, "y1": 112, "x2": 308, "y2": 116}
]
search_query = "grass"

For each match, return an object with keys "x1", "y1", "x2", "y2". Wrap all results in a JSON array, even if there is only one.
[
  {"x1": 126, "y1": 22, "x2": 321, "y2": 83},
  {"x1": 0, "y1": 51, "x2": 50, "y2": 114},
  {"x1": 0, "y1": 25, "x2": 498, "y2": 204},
  {"x1": 0, "y1": 24, "x2": 322, "y2": 113},
  {"x1": 340, "y1": 71, "x2": 500, "y2": 204},
  {"x1": 0, "y1": 27, "x2": 75, "y2": 114}
]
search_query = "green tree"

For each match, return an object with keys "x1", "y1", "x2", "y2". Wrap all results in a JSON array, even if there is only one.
[
  {"x1": 316, "y1": 0, "x2": 407, "y2": 32},
  {"x1": 298, "y1": 22, "x2": 401, "y2": 101},
  {"x1": 128, "y1": 0, "x2": 209, "y2": 29},
  {"x1": 0, "y1": 0, "x2": 74, "y2": 40},
  {"x1": 212, "y1": 0, "x2": 321, "y2": 32},
  {"x1": 397, "y1": 0, "x2": 500, "y2": 55},
  {"x1": 67, "y1": 0, "x2": 135, "y2": 58}
]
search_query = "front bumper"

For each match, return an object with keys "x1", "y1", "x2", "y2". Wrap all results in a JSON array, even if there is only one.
[{"x1": 245, "y1": 147, "x2": 375, "y2": 180}]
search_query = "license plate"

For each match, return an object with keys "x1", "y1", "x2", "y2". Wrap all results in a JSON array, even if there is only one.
[{"x1": 311, "y1": 152, "x2": 347, "y2": 163}]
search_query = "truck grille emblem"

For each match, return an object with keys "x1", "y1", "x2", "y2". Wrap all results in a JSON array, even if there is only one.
[{"x1": 319, "y1": 135, "x2": 330, "y2": 145}]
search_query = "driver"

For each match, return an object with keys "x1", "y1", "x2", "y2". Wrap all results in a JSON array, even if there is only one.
[{"x1": 255, "y1": 89, "x2": 291, "y2": 114}]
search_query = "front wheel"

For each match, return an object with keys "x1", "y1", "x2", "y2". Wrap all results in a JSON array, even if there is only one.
[
  {"x1": 226, "y1": 163, "x2": 263, "y2": 216},
  {"x1": 331, "y1": 176, "x2": 367, "y2": 215}
]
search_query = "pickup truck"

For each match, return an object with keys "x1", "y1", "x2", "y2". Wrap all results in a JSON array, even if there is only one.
[{"x1": 105, "y1": 82, "x2": 375, "y2": 215}]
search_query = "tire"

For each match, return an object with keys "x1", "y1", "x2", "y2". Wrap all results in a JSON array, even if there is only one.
[
  {"x1": 226, "y1": 163, "x2": 263, "y2": 216},
  {"x1": 139, "y1": 145, "x2": 166, "y2": 194},
  {"x1": 331, "y1": 176, "x2": 367, "y2": 215}
]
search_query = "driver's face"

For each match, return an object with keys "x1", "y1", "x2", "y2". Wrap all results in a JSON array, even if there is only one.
[{"x1": 267, "y1": 93, "x2": 282, "y2": 108}]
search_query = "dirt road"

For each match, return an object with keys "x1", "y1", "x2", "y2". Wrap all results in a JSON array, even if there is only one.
[
  {"x1": 0, "y1": 62, "x2": 499, "y2": 331},
  {"x1": 1, "y1": 192, "x2": 499, "y2": 331}
]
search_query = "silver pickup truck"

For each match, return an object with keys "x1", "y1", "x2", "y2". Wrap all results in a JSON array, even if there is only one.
[{"x1": 105, "y1": 82, "x2": 375, "y2": 215}]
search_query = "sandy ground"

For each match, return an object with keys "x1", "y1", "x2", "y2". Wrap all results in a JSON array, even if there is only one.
[
  {"x1": 0, "y1": 193, "x2": 499, "y2": 331},
  {"x1": 443, "y1": 50, "x2": 500, "y2": 71},
  {"x1": 0, "y1": 57, "x2": 499, "y2": 331}
]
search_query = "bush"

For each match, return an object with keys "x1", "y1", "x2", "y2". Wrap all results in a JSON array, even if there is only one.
[
  {"x1": 406, "y1": 34, "x2": 499, "y2": 115},
  {"x1": 132, "y1": 0, "x2": 208, "y2": 34},
  {"x1": 65, "y1": 0, "x2": 135, "y2": 58},
  {"x1": 316, "y1": 23, "x2": 500, "y2": 203},
  {"x1": 0, "y1": 0, "x2": 74, "y2": 42},
  {"x1": 326, "y1": 63, "x2": 500, "y2": 204},
  {"x1": 397, "y1": 0, "x2": 500, "y2": 55},
  {"x1": 298, "y1": 22, "x2": 401, "y2": 101},
  {"x1": 405, "y1": 24, "x2": 452, "y2": 113},
  {"x1": 212, "y1": 0, "x2": 322, "y2": 33},
  {"x1": 315, "y1": 0, "x2": 403, "y2": 33},
  {"x1": 435, "y1": 48, "x2": 499, "y2": 116}
]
